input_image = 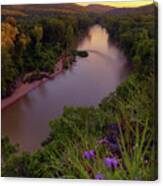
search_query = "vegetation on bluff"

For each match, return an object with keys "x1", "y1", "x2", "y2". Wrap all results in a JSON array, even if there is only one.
[
  {"x1": 1, "y1": 4, "x2": 157, "y2": 180},
  {"x1": 1, "y1": 14, "x2": 93, "y2": 98}
]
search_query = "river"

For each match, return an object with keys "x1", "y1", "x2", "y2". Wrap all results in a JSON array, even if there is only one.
[{"x1": 2, "y1": 25, "x2": 129, "y2": 152}]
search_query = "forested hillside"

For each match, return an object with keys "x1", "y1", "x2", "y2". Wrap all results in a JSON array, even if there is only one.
[
  {"x1": 1, "y1": 3, "x2": 157, "y2": 180},
  {"x1": 1, "y1": 10, "x2": 94, "y2": 98},
  {"x1": 106, "y1": 4, "x2": 155, "y2": 15},
  {"x1": 2, "y1": 3, "x2": 113, "y2": 18}
]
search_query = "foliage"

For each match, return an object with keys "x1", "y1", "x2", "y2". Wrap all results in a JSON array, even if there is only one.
[
  {"x1": 1, "y1": 136, "x2": 18, "y2": 162},
  {"x1": 1, "y1": 47, "x2": 18, "y2": 98},
  {"x1": 72, "y1": 50, "x2": 89, "y2": 58},
  {"x1": 2, "y1": 4, "x2": 157, "y2": 180},
  {"x1": 1, "y1": 14, "x2": 92, "y2": 98}
]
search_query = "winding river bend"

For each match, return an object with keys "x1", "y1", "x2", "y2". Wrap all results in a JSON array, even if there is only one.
[{"x1": 2, "y1": 25, "x2": 129, "y2": 152}]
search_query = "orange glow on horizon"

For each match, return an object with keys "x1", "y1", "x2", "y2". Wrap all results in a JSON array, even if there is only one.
[{"x1": 77, "y1": 1, "x2": 153, "y2": 8}]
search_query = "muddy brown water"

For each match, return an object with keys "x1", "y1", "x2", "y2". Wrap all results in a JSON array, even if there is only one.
[{"x1": 2, "y1": 25, "x2": 129, "y2": 152}]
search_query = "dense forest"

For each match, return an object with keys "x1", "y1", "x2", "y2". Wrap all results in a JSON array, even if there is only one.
[
  {"x1": 1, "y1": 9, "x2": 94, "y2": 98},
  {"x1": 1, "y1": 3, "x2": 157, "y2": 180}
]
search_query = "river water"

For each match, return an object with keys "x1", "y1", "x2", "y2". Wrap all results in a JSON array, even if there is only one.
[{"x1": 2, "y1": 25, "x2": 129, "y2": 152}]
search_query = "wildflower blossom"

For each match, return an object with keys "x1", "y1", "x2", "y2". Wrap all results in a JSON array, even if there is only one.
[
  {"x1": 104, "y1": 157, "x2": 118, "y2": 169},
  {"x1": 89, "y1": 149, "x2": 95, "y2": 157},
  {"x1": 95, "y1": 173, "x2": 104, "y2": 180},
  {"x1": 83, "y1": 149, "x2": 95, "y2": 159},
  {"x1": 83, "y1": 151, "x2": 91, "y2": 159}
]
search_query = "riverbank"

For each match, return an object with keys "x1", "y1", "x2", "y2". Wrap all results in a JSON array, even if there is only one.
[
  {"x1": 1, "y1": 48, "x2": 89, "y2": 111},
  {"x1": 1, "y1": 56, "x2": 66, "y2": 111}
]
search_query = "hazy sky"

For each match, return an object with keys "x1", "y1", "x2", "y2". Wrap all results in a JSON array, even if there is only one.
[{"x1": 77, "y1": 1, "x2": 153, "y2": 8}]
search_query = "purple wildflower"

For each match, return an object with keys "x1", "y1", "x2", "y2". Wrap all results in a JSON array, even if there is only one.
[
  {"x1": 89, "y1": 149, "x2": 95, "y2": 157},
  {"x1": 83, "y1": 149, "x2": 95, "y2": 159},
  {"x1": 104, "y1": 157, "x2": 118, "y2": 169},
  {"x1": 83, "y1": 151, "x2": 91, "y2": 159},
  {"x1": 95, "y1": 173, "x2": 104, "y2": 180}
]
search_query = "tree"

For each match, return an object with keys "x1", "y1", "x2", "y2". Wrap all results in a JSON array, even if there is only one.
[
  {"x1": 1, "y1": 47, "x2": 17, "y2": 97},
  {"x1": 1, "y1": 22, "x2": 19, "y2": 49},
  {"x1": 32, "y1": 25, "x2": 43, "y2": 43},
  {"x1": 65, "y1": 25, "x2": 74, "y2": 48}
]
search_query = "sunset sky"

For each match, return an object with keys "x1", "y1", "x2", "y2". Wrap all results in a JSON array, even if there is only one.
[{"x1": 77, "y1": 0, "x2": 153, "y2": 8}]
